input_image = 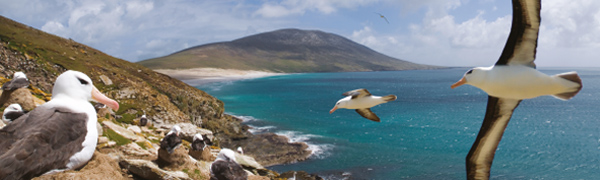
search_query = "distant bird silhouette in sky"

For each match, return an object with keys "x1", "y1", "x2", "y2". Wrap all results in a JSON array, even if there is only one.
[{"x1": 375, "y1": 13, "x2": 389, "y2": 24}]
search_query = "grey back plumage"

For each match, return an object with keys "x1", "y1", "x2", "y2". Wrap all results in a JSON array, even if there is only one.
[{"x1": 0, "y1": 106, "x2": 88, "y2": 179}]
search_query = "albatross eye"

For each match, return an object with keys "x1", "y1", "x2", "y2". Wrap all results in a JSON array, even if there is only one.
[
  {"x1": 77, "y1": 77, "x2": 89, "y2": 85},
  {"x1": 466, "y1": 69, "x2": 474, "y2": 74}
]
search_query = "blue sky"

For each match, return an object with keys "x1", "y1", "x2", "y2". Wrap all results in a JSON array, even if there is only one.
[{"x1": 0, "y1": 0, "x2": 598, "y2": 67}]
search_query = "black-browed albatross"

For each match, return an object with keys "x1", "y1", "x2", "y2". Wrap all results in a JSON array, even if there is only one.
[
  {"x1": 1, "y1": 72, "x2": 29, "y2": 91},
  {"x1": 160, "y1": 125, "x2": 182, "y2": 154},
  {"x1": 210, "y1": 148, "x2": 247, "y2": 180},
  {"x1": 0, "y1": 72, "x2": 30, "y2": 107},
  {"x1": 2, "y1": 103, "x2": 26, "y2": 124},
  {"x1": 451, "y1": 0, "x2": 583, "y2": 179},
  {"x1": 330, "y1": 88, "x2": 397, "y2": 122},
  {"x1": 191, "y1": 133, "x2": 207, "y2": 151},
  {"x1": 139, "y1": 114, "x2": 148, "y2": 126},
  {"x1": 0, "y1": 70, "x2": 119, "y2": 179}
]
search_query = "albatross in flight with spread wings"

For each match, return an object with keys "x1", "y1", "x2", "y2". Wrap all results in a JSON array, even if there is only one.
[
  {"x1": 330, "y1": 89, "x2": 396, "y2": 122},
  {"x1": 451, "y1": 0, "x2": 582, "y2": 179}
]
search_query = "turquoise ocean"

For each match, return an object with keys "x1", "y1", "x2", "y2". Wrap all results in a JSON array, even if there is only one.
[{"x1": 196, "y1": 68, "x2": 600, "y2": 180}]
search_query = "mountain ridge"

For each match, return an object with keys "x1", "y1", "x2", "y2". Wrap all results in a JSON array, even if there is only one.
[{"x1": 139, "y1": 28, "x2": 442, "y2": 73}]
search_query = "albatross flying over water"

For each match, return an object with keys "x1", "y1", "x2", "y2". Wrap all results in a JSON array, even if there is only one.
[
  {"x1": 0, "y1": 70, "x2": 119, "y2": 179},
  {"x1": 451, "y1": 0, "x2": 582, "y2": 179},
  {"x1": 330, "y1": 89, "x2": 397, "y2": 122}
]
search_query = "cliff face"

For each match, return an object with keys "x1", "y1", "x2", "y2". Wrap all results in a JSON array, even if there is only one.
[
  {"x1": 139, "y1": 28, "x2": 442, "y2": 73},
  {"x1": 0, "y1": 15, "x2": 312, "y2": 177}
]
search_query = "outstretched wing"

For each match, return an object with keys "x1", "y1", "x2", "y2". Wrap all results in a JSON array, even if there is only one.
[
  {"x1": 466, "y1": 96, "x2": 521, "y2": 179},
  {"x1": 355, "y1": 108, "x2": 380, "y2": 122},
  {"x1": 343, "y1": 89, "x2": 372, "y2": 99},
  {"x1": 496, "y1": 0, "x2": 541, "y2": 67}
]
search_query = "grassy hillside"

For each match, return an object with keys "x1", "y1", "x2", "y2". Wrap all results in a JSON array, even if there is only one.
[
  {"x1": 139, "y1": 29, "x2": 441, "y2": 73},
  {"x1": 0, "y1": 15, "x2": 241, "y2": 137}
]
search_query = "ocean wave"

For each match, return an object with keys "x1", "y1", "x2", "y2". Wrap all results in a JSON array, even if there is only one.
[
  {"x1": 275, "y1": 130, "x2": 334, "y2": 159},
  {"x1": 229, "y1": 114, "x2": 335, "y2": 159},
  {"x1": 196, "y1": 80, "x2": 234, "y2": 91},
  {"x1": 247, "y1": 125, "x2": 275, "y2": 134},
  {"x1": 231, "y1": 115, "x2": 261, "y2": 122}
]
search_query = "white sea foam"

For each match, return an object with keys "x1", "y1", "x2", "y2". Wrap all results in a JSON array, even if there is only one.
[
  {"x1": 247, "y1": 125, "x2": 275, "y2": 134},
  {"x1": 229, "y1": 114, "x2": 334, "y2": 159},
  {"x1": 275, "y1": 130, "x2": 334, "y2": 159},
  {"x1": 234, "y1": 115, "x2": 260, "y2": 122}
]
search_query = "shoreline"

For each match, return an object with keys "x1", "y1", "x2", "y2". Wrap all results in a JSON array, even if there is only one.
[
  {"x1": 154, "y1": 68, "x2": 313, "y2": 166},
  {"x1": 154, "y1": 68, "x2": 286, "y2": 86}
]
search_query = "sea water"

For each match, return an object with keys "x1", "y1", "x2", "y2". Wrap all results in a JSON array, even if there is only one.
[{"x1": 196, "y1": 68, "x2": 600, "y2": 180}]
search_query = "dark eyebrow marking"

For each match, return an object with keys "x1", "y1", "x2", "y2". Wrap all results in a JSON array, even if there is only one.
[{"x1": 77, "y1": 77, "x2": 89, "y2": 85}]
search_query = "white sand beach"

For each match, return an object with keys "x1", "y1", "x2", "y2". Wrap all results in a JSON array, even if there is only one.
[{"x1": 154, "y1": 68, "x2": 285, "y2": 86}]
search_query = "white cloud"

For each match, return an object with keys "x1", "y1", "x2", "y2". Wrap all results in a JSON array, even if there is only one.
[
  {"x1": 125, "y1": 1, "x2": 154, "y2": 18},
  {"x1": 346, "y1": 1, "x2": 511, "y2": 66},
  {"x1": 254, "y1": 0, "x2": 376, "y2": 18},
  {"x1": 254, "y1": 3, "x2": 300, "y2": 18},
  {"x1": 1, "y1": 0, "x2": 598, "y2": 67},
  {"x1": 40, "y1": 21, "x2": 67, "y2": 37},
  {"x1": 540, "y1": 0, "x2": 600, "y2": 48}
]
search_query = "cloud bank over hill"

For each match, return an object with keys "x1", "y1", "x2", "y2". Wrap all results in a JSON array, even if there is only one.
[{"x1": 1, "y1": 0, "x2": 598, "y2": 67}]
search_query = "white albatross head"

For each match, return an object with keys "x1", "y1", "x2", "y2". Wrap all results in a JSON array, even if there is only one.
[
  {"x1": 13, "y1": 71, "x2": 28, "y2": 80},
  {"x1": 216, "y1": 148, "x2": 237, "y2": 162},
  {"x1": 4, "y1": 103, "x2": 23, "y2": 112},
  {"x1": 52, "y1": 70, "x2": 119, "y2": 111},
  {"x1": 2, "y1": 103, "x2": 23, "y2": 122},
  {"x1": 451, "y1": 67, "x2": 490, "y2": 89},
  {"x1": 168, "y1": 125, "x2": 182, "y2": 136},
  {"x1": 193, "y1": 133, "x2": 203, "y2": 141},
  {"x1": 329, "y1": 96, "x2": 351, "y2": 114}
]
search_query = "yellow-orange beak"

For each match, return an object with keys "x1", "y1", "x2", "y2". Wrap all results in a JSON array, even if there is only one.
[
  {"x1": 451, "y1": 77, "x2": 467, "y2": 89},
  {"x1": 329, "y1": 106, "x2": 338, "y2": 114},
  {"x1": 92, "y1": 86, "x2": 119, "y2": 111}
]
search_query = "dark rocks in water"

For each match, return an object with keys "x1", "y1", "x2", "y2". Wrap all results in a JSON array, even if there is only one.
[
  {"x1": 220, "y1": 132, "x2": 312, "y2": 167},
  {"x1": 278, "y1": 171, "x2": 324, "y2": 180}
]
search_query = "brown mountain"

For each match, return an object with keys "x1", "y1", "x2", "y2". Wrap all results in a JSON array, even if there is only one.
[{"x1": 138, "y1": 28, "x2": 440, "y2": 72}]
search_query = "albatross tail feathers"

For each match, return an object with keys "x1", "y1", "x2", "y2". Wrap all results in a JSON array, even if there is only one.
[
  {"x1": 552, "y1": 71, "x2": 582, "y2": 100},
  {"x1": 382, "y1": 95, "x2": 397, "y2": 102}
]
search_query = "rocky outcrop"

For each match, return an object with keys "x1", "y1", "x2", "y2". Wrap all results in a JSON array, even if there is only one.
[
  {"x1": 103, "y1": 121, "x2": 147, "y2": 143},
  {"x1": 278, "y1": 171, "x2": 324, "y2": 180},
  {"x1": 189, "y1": 148, "x2": 215, "y2": 162},
  {"x1": 34, "y1": 152, "x2": 129, "y2": 180},
  {"x1": 119, "y1": 159, "x2": 191, "y2": 180},
  {"x1": 222, "y1": 132, "x2": 312, "y2": 167}
]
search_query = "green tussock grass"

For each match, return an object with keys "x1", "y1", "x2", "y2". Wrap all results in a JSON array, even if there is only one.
[
  {"x1": 104, "y1": 128, "x2": 131, "y2": 146},
  {"x1": 136, "y1": 142, "x2": 147, "y2": 150},
  {"x1": 182, "y1": 168, "x2": 207, "y2": 180}
]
